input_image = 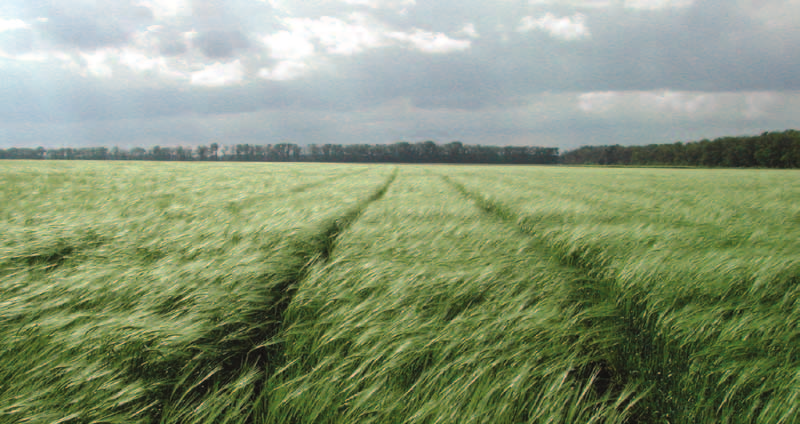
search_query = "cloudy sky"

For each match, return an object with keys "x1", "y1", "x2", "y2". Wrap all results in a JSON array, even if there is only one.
[{"x1": 1, "y1": 0, "x2": 798, "y2": 150}]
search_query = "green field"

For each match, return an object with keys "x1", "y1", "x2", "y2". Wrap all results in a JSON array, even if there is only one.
[{"x1": 1, "y1": 161, "x2": 798, "y2": 423}]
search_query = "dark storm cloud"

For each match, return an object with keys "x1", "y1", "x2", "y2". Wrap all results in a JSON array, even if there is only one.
[
  {"x1": 2, "y1": 95, "x2": 791, "y2": 150},
  {"x1": 1, "y1": 0, "x2": 799, "y2": 149},
  {"x1": 194, "y1": 29, "x2": 251, "y2": 59},
  {"x1": 373, "y1": 0, "x2": 800, "y2": 96},
  {"x1": 156, "y1": 31, "x2": 188, "y2": 56},
  {"x1": 37, "y1": 15, "x2": 130, "y2": 49},
  {"x1": 0, "y1": 60, "x2": 295, "y2": 124},
  {"x1": 206, "y1": 0, "x2": 798, "y2": 116},
  {"x1": 390, "y1": 0, "x2": 524, "y2": 32},
  {"x1": 180, "y1": 0, "x2": 264, "y2": 59},
  {"x1": 312, "y1": 46, "x2": 515, "y2": 110},
  {"x1": 18, "y1": 1, "x2": 154, "y2": 49},
  {"x1": 577, "y1": 2, "x2": 800, "y2": 92},
  {"x1": 419, "y1": 0, "x2": 798, "y2": 98}
]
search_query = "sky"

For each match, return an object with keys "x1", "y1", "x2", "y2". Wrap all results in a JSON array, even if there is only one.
[{"x1": 0, "y1": 0, "x2": 798, "y2": 150}]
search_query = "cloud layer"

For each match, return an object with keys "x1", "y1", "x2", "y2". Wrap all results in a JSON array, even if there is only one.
[{"x1": 1, "y1": 0, "x2": 798, "y2": 149}]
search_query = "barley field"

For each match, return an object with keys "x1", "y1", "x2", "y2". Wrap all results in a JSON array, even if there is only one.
[{"x1": 1, "y1": 161, "x2": 798, "y2": 424}]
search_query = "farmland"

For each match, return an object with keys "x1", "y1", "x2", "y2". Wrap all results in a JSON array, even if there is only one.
[{"x1": 1, "y1": 161, "x2": 798, "y2": 423}]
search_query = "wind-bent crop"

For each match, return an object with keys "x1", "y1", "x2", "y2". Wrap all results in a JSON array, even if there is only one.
[{"x1": 1, "y1": 162, "x2": 797, "y2": 424}]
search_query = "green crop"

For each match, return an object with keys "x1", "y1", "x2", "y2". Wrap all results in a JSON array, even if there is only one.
[
  {"x1": 1, "y1": 161, "x2": 797, "y2": 423},
  {"x1": 0, "y1": 161, "x2": 392, "y2": 423}
]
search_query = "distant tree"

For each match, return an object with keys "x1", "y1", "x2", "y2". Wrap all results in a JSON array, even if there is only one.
[
  {"x1": 416, "y1": 140, "x2": 440, "y2": 163},
  {"x1": 175, "y1": 146, "x2": 187, "y2": 161},
  {"x1": 161, "y1": 147, "x2": 175, "y2": 161},
  {"x1": 559, "y1": 129, "x2": 800, "y2": 168},
  {"x1": 443, "y1": 141, "x2": 464, "y2": 162},
  {"x1": 130, "y1": 147, "x2": 146, "y2": 160},
  {"x1": 210, "y1": 142, "x2": 219, "y2": 161},
  {"x1": 196, "y1": 145, "x2": 208, "y2": 161},
  {"x1": 392, "y1": 142, "x2": 413, "y2": 162},
  {"x1": 13, "y1": 130, "x2": 797, "y2": 167}
]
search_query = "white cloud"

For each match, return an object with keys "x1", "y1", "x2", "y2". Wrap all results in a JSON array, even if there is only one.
[
  {"x1": 120, "y1": 50, "x2": 158, "y2": 72},
  {"x1": 336, "y1": 0, "x2": 416, "y2": 9},
  {"x1": 81, "y1": 49, "x2": 115, "y2": 78},
  {"x1": 528, "y1": 0, "x2": 692, "y2": 10},
  {"x1": 0, "y1": 51, "x2": 49, "y2": 62},
  {"x1": 112, "y1": 26, "x2": 189, "y2": 80},
  {"x1": 388, "y1": 29, "x2": 471, "y2": 53},
  {"x1": 262, "y1": 30, "x2": 316, "y2": 60},
  {"x1": 190, "y1": 60, "x2": 244, "y2": 86},
  {"x1": 119, "y1": 49, "x2": 187, "y2": 79},
  {"x1": 262, "y1": 0, "x2": 415, "y2": 15},
  {"x1": 264, "y1": 0, "x2": 292, "y2": 14},
  {"x1": 135, "y1": 0, "x2": 191, "y2": 19},
  {"x1": 274, "y1": 13, "x2": 471, "y2": 57},
  {"x1": 258, "y1": 60, "x2": 309, "y2": 81},
  {"x1": 518, "y1": 13, "x2": 590, "y2": 40},
  {"x1": 624, "y1": 0, "x2": 693, "y2": 10},
  {"x1": 577, "y1": 90, "x2": 795, "y2": 121},
  {"x1": 529, "y1": 0, "x2": 612, "y2": 8},
  {"x1": 743, "y1": 1, "x2": 800, "y2": 31},
  {"x1": 743, "y1": 92, "x2": 780, "y2": 119},
  {"x1": 639, "y1": 90, "x2": 714, "y2": 114},
  {"x1": 578, "y1": 91, "x2": 620, "y2": 113},
  {"x1": 0, "y1": 18, "x2": 29, "y2": 32},
  {"x1": 282, "y1": 14, "x2": 385, "y2": 56},
  {"x1": 457, "y1": 23, "x2": 480, "y2": 39},
  {"x1": 578, "y1": 90, "x2": 716, "y2": 117},
  {"x1": 127, "y1": 26, "x2": 161, "y2": 52}
]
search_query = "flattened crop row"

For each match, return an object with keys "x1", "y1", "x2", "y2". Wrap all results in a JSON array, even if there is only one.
[
  {"x1": 441, "y1": 171, "x2": 800, "y2": 424},
  {"x1": 0, "y1": 164, "x2": 395, "y2": 424},
  {"x1": 265, "y1": 171, "x2": 640, "y2": 424}
]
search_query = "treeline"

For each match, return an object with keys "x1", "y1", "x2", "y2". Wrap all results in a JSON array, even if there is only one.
[
  {"x1": 562, "y1": 129, "x2": 800, "y2": 168},
  {"x1": 3, "y1": 130, "x2": 799, "y2": 167},
  {"x1": 0, "y1": 141, "x2": 559, "y2": 164}
]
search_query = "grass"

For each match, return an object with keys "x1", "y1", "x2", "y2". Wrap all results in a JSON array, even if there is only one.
[{"x1": 1, "y1": 161, "x2": 798, "y2": 423}]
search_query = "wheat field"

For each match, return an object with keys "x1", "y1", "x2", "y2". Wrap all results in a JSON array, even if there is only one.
[{"x1": 1, "y1": 161, "x2": 797, "y2": 423}]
